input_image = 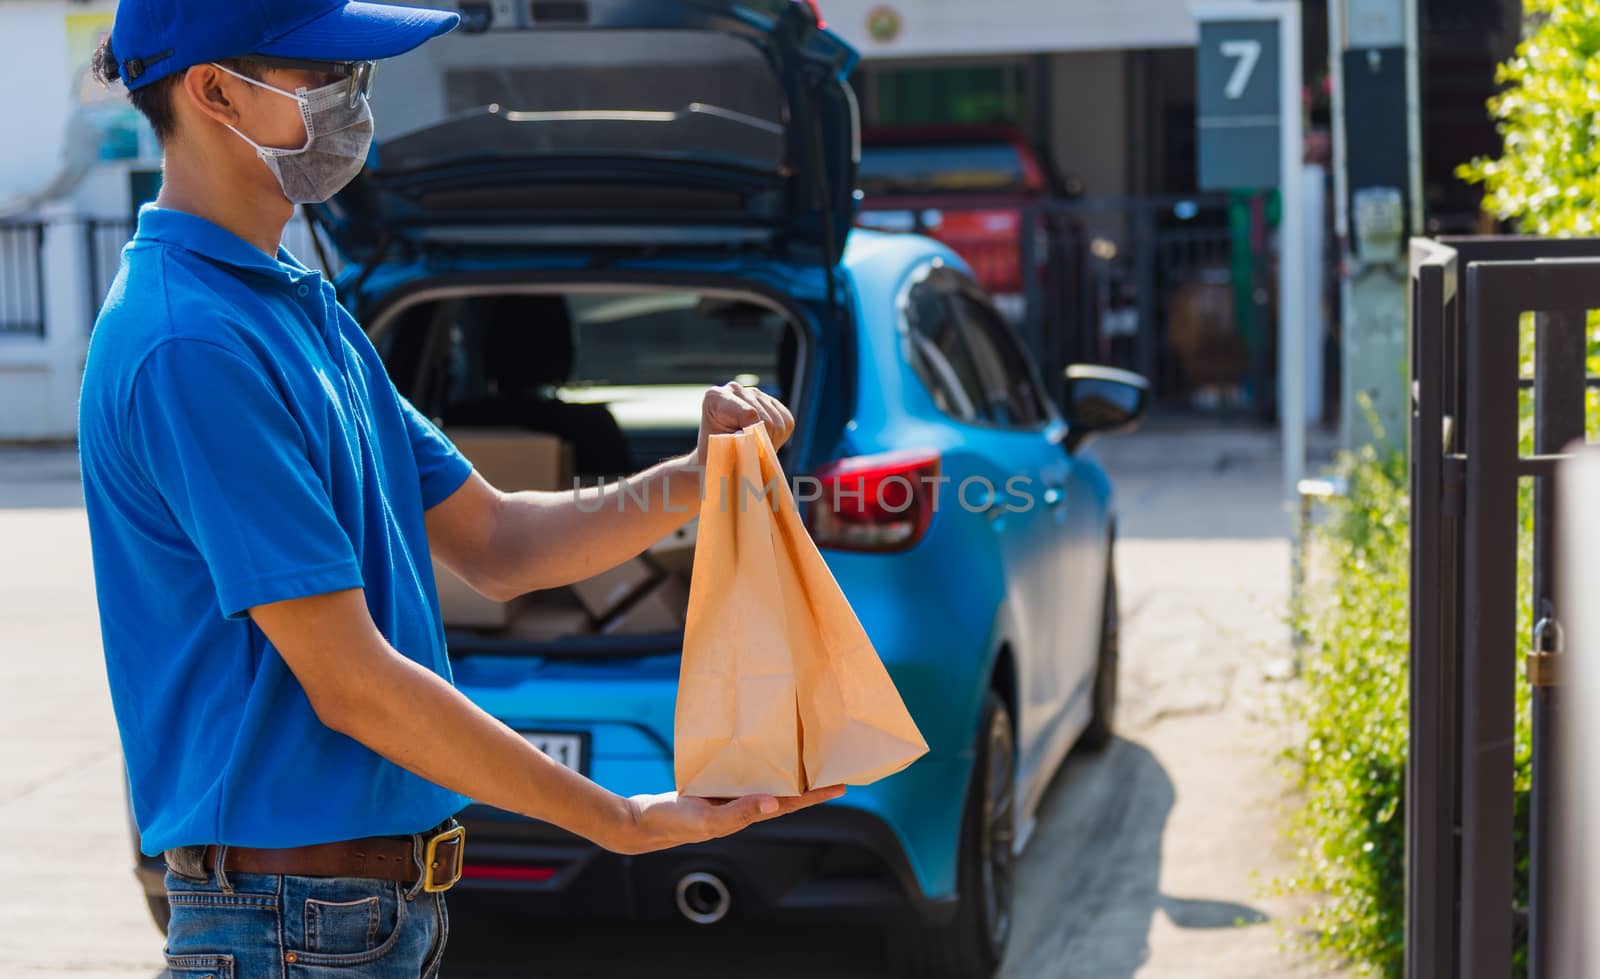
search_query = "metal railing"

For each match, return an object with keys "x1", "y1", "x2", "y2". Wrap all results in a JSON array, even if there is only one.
[
  {"x1": 0, "y1": 221, "x2": 47, "y2": 336},
  {"x1": 85, "y1": 217, "x2": 134, "y2": 323},
  {"x1": 1407, "y1": 236, "x2": 1600, "y2": 979},
  {"x1": 79, "y1": 212, "x2": 343, "y2": 326}
]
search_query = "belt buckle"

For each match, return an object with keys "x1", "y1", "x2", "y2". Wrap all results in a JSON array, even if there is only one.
[{"x1": 421, "y1": 824, "x2": 466, "y2": 893}]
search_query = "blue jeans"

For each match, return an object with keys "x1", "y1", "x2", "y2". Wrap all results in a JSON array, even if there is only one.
[{"x1": 162, "y1": 858, "x2": 449, "y2": 978}]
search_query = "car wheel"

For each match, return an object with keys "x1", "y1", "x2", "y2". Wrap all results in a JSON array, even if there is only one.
[
  {"x1": 146, "y1": 893, "x2": 171, "y2": 933},
  {"x1": 1081, "y1": 554, "x2": 1119, "y2": 751},
  {"x1": 893, "y1": 690, "x2": 1015, "y2": 979}
]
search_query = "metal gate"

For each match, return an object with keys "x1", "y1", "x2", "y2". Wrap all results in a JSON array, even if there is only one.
[
  {"x1": 85, "y1": 217, "x2": 134, "y2": 323},
  {"x1": 1020, "y1": 194, "x2": 1248, "y2": 406},
  {"x1": 79, "y1": 212, "x2": 342, "y2": 327},
  {"x1": 0, "y1": 221, "x2": 47, "y2": 336},
  {"x1": 1408, "y1": 236, "x2": 1599, "y2": 979}
]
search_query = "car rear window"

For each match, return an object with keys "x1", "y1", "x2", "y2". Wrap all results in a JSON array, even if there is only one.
[
  {"x1": 561, "y1": 293, "x2": 791, "y2": 388},
  {"x1": 858, "y1": 143, "x2": 1029, "y2": 196},
  {"x1": 370, "y1": 29, "x2": 788, "y2": 174},
  {"x1": 376, "y1": 288, "x2": 799, "y2": 476}
]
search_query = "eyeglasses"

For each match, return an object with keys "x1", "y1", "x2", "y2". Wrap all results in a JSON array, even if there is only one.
[{"x1": 240, "y1": 55, "x2": 376, "y2": 110}]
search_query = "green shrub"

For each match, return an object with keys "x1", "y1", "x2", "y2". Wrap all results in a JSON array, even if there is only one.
[
  {"x1": 1285, "y1": 0, "x2": 1600, "y2": 968},
  {"x1": 1283, "y1": 432, "x2": 1539, "y2": 977},
  {"x1": 1280, "y1": 444, "x2": 1410, "y2": 976},
  {"x1": 1458, "y1": 0, "x2": 1600, "y2": 235}
]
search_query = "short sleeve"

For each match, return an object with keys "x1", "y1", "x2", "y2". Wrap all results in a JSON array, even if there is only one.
[
  {"x1": 396, "y1": 391, "x2": 472, "y2": 509},
  {"x1": 127, "y1": 339, "x2": 364, "y2": 618}
]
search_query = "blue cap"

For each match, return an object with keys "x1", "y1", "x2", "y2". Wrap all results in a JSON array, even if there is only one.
[{"x1": 111, "y1": 0, "x2": 460, "y2": 91}]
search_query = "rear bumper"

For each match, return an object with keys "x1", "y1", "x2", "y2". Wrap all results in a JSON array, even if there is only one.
[
  {"x1": 432, "y1": 649, "x2": 972, "y2": 925},
  {"x1": 446, "y1": 803, "x2": 956, "y2": 927},
  {"x1": 134, "y1": 804, "x2": 956, "y2": 928}
]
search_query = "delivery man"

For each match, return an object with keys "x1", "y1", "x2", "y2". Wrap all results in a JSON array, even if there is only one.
[{"x1": 77, "y1": 1, "x2": 841, "y2": 974}]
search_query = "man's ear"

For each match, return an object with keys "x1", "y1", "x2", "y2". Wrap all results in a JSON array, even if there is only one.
[{"x1": 178, "y1": 64, "x2": 245, "y2": 129}]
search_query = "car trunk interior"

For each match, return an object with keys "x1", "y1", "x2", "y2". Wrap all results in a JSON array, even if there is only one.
[{"x1": 370, "y1": 282, "x2": 808, "y2": 655}]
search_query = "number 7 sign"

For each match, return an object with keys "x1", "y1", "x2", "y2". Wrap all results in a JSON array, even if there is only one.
[
  {"x1": 1195, "y1": 8, "x2": 1287, "y2": 190},
  {"x1": 1220, "y1": 38, "x2": 1262, "y2": 99},
  {"x1": 1192, "y1": 1, "x2": 1310, "y2": 509}
]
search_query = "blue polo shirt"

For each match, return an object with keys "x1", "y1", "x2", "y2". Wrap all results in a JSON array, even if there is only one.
[{"x1": 79, "y1": 206, "x2": 474, "y2": 855}]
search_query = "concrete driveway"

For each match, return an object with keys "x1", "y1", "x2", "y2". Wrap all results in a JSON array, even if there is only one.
[{"x1": 0, "y1": 422, "x2": 1343, "y2": 978}]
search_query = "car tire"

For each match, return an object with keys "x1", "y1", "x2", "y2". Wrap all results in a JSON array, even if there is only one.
[
  {"x1": 146, "y1": 893, "x2": 171, "y2": 933},
  {"x1": 892, "y1": 690, "x2": 1014, "y2": 979},
  {"x1": 1081, "y1": 553, "x2": 1119, "y2": 751}
]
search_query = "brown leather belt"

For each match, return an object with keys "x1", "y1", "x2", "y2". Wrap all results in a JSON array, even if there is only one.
[{"x1": 202, "y1": 822, "x2": 466, "y2": 893}]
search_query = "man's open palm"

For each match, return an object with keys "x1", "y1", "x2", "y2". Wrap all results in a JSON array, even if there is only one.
[{"x1": 616, "y1": 785, "x2": 846, "y2": 855}]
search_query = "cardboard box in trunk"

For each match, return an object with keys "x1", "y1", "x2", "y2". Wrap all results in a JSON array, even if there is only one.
[
  {"x1": 648, "y1": 519, "x2": 697, "y2": 577},
  {"x1": 505, "y1": 592, "x2": 596, "y2": 642},
  {"x1": 602, "y1": 574, "x2": 691, "y2": 636},
  {"x1": 570, "y1": 557, "x2": 658, "y2": 620},
  {"x1": 447, "y1": 428, "x2": 575, "y2": 494},
  {"x1": 433, "y1": 429, "x2": 575, "y2": 629}
]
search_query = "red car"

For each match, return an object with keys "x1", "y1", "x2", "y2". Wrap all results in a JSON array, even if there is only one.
[{"x1": 856, "y1": 126, "x2": 1065, "y2": 321}]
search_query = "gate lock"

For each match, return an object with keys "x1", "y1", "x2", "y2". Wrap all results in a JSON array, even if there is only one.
[{"x1": 1528, "y1": 616, "x2": 1565, "y2": 688}]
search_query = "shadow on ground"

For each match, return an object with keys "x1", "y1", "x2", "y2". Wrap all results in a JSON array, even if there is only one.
[
  {"x1": 997, "y1": 738, "x2": 1268, "y2": 979},
  {"x1": 443, "y1": 918, "x2": 885, "y2": 978}
]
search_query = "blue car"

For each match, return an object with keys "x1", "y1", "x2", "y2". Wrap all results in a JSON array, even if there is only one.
[{"x1": 130, "y1": 3, "x2": 1146, "y2": 976}]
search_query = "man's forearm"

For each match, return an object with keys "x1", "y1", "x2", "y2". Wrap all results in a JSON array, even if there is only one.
[
  {"x1": 436, "y1": 384, "x2": 796, "y2": 599},
  {"x1": 255, "y1": 586, "x2": 842, "y2": 858},
  {"x1": 321, "y1": 631, "x2": 638, "y2": 849},
  {"x1": 480, "y1": 452, "x2": 704, "y2": 595}
]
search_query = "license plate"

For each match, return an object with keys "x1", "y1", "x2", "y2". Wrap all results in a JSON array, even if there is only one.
[{"x1": 523, "y1": 732, "x2": 586, "y2": 774}]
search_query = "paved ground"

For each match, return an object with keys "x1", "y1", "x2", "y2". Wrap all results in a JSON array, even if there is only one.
[{"x1": 0, "y1": 419, "x2": 1346, "y2": 978}]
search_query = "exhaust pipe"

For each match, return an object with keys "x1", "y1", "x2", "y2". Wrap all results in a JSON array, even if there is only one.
[{"x1": 674, "y1": 871, "x2": 732, "y2": 925}]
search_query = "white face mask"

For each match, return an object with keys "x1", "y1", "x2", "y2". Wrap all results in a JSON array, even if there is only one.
[{"x1": 213, "y1": 63, "x2": 374, "y2": 205}]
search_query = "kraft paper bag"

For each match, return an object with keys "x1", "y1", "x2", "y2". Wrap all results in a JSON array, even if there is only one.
[{"x1": 675, "y1": 424, "x2": 929, "y2": 797}]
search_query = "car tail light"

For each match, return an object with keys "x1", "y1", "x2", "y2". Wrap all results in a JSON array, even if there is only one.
[
  {"x1": 806, "y1": 449, "x2": 941, "y2": 552},
  {"x1": 461, "y1": 863, "x2": 561, "y2": 883},
  {"x1": 796, "y1": 0, "x2": 826, "y2": 28}
]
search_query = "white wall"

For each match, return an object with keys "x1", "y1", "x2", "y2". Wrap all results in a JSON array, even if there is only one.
[
  {"x1": 0, "y1": 0, "x2": 119, "y2": 203},
  {"x1": 0, "y1": 203, "x2": 92, "y2": 441},
  {"x1": 824, "y1": 0, "x2": 1197, "y2": 60},
  {"x1": 0, "y1": 0, "x2": 121, "y2": 441},
  {"x1": 1048, "y1": 52, "x2": 1130, "y2": 200},
  {"x1": 0, "y1": 0, "x2": 74, "y2": 200},
  {"x1": 1559, "y1": 451, "x2": 1600, "y2": 977}
]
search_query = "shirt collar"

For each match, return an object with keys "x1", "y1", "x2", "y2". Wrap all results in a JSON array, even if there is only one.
[{"x1": 133, "y1": 204, "x2": 318, "y2": 284}]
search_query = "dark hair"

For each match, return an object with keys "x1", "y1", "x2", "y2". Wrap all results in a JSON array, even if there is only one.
[{"x1": 91, "y1": 36, "x2": 260, "y2": 142}]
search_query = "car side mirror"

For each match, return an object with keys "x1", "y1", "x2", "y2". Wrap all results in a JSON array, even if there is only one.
[{"x1": 1061, "y1": 365, "x2": 1149, "y2": 452}]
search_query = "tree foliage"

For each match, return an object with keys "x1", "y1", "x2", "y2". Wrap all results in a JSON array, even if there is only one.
[{"x1": 1459, "y1": 1, "x2": 1600, "y2": 234}]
